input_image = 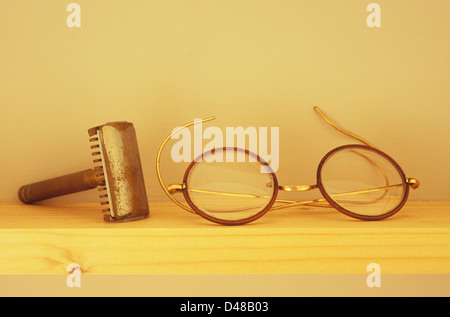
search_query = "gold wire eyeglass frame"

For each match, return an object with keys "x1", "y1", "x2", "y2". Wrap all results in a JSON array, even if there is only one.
[{"x1": 156, "y1": 107, "x2": 420, "y2": 225}]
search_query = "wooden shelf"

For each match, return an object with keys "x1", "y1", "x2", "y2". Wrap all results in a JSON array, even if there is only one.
[{"x1": 0, "y1": 201, "x2": 449, "y2": 276}]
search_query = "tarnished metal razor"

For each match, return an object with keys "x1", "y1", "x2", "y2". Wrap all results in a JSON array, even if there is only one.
[{"x1": 18, "y1": 122, "x2": 149, "y2": 222}]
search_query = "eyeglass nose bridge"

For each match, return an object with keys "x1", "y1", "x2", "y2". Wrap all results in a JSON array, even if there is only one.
[{"x1": 277, "y1": 185, "x2": 318, "y2": 192}]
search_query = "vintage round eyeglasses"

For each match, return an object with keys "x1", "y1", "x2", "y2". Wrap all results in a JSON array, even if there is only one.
[{"x1": 156, "y1": 107, "x2": 420, "y2": 225}]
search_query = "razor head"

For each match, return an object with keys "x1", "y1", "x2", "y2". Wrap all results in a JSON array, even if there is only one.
[{"x1": 88, "y1": 122, "x2": 149, "y2": 222}]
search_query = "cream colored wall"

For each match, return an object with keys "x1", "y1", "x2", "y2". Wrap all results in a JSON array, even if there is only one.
[{"x1": 1, "y1": 0, "x2": 449, "y2": 203}]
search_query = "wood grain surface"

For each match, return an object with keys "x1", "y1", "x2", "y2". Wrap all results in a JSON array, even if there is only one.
[{"x1": 0, "y1": 201, "x2": 449, "y2": 275}]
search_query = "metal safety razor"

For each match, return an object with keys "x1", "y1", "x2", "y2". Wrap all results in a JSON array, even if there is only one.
[{"x1": 18, "y1": 122, "x2": 149, "y2": 222}]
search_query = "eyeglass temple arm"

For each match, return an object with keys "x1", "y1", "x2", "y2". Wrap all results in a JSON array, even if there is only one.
[
  {"x1": 314, "y1": 107, "x2": 420, "y2": 189},
  {"x1": 314, "y1": 106, "x2": 375, "y2": 148},
  {"x1": 167, "y1": 183, "x2": 413, "y2": 212},
  {"x1": 167, "y1": 183, "x2": 318, "y2": 196},
  {"x1": 156, "y1": 116, "x2": 217, "y2": 213}
]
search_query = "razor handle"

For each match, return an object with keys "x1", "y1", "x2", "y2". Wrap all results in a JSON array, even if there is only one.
[{"x1": 18, "y1": 169, "x2": 104, "y2": 204}]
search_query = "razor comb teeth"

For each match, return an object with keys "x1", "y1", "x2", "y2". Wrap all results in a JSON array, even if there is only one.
[{"x1": 89, "y1": 129, "x2": 113, "y2": 217}]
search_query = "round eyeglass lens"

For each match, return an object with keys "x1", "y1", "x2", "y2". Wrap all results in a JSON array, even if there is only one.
[
  {"x1": 319, "y1": 145, "x2": 407, "y2": 218},
  {"x1": 184, "y1": 148, "x2": 276, "y2": 223}
]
